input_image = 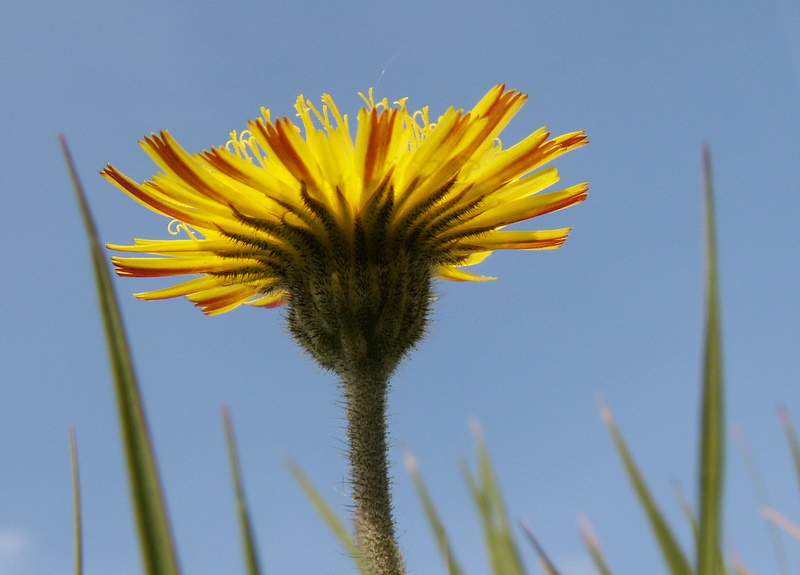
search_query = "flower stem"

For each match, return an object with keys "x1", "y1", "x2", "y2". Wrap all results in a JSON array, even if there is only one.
[{"x1": 341, "y1": 371, "x2": 403, "y2": 575}]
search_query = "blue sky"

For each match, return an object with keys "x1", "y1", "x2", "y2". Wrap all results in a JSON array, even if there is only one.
[{"x1": 3, "y1": 1, "x2": 800, "y2": 574}]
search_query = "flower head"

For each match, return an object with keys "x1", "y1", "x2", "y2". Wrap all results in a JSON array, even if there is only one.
[{"x1": 104, "y1": 86, "x2": 587, "y2": 374}]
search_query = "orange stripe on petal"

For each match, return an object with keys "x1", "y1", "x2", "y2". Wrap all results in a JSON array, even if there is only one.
[
  {"x1": 483, "y1": 167, "x2": 562, "y2": 205},
  {"x1": 258, "y1": 119, "x2": 320, "y2": 187},
  {"x1": 142, "y1": 133, "x2": 232, "y2": 207},
  {"x1": 200, "y1": 148, "x2": 298, "y2": 212},
  {"x1": 462, "y1": 183, "x2": 589, "y2": 230},
  {"x1": 466, "y1": 129, "x2": 551, "y2": 191},
  {"x1": 101, "y1": 166, "x2": 209, "y2": 229},
  {"x1": 463, "y1": 88, "x2": 526, "y2": 154},
  {"x1": 187, "y1": 285, "x2": 259, "y2": 315},
  {"x1": 494, "y1": 130, "x2": 587, "y2": 186},
  {"x1": 111, "y1": 255, "x2": 248, "y2": 277},
  {"x1": 463, "y1": 228, "x2": 572, "y2": 250},
  {"x1": 359, "y1": 108, "x2": 399, "y2": 191},
  {"x1": 133, "y1": 276, "x2": 227, "y2": 300},
  {"x1": 398, "y1": 109, "x2": 463, "y2": 191},
  {"x1": 245, "y1": 291, "x2": 289, "y2": 308}
]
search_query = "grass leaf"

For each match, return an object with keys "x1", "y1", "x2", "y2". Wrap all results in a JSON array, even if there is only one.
[
  {"x1": 222, "y1": 407, "x2": 262, "y2": 575},
  {"x1": 778, "y1": 407, "x2": 800, "y2": 497},
  {"x1": 284, "y1": 458, "x2": 369, "y2": 573},
  {"x1": 404, "y1": 450, "x2": 465, "y2": 575},
  {"x1": 460, "y1": 423, "x2": 526, "y2": 575},
  {"x1": 762, "y1": 507, "x2": 800, "y2": 542},
  {"x1": 69, "y1": 427, "x2": 82, "y2": 575},
  {"x1": 599, "y1": 400, "x2": 692, "y2": 575},
  {"x1": 578, "y1": 517, "x2": 613, "y2": 575},
  {"x1": 671, "y1": 480, "x2": 698, "y2": 541},
  {"x1": 732, "y1": 427, "x2": 789, "y2": 575},
  {"x1": 519, "y1": 520, "x2": 560, "y2": 575},
  {"x1": 61, "y1": 135, "x2": 180, "y2": 575},
  {"x1": 697, "y1": 145, "x2": 724, "y2": 575}
]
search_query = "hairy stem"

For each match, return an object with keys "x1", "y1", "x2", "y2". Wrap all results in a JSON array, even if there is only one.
[{"x1": 342, "y1": 371, "x2": 403, "y2": 575}]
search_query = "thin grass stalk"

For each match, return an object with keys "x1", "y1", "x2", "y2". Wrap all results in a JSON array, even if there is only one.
[
  {"x1": 285, "y1": 458, "x2": 368, "y2": 573},
  {"x1": 762, "y1": 507, "x2": 800, "y2": 542},
  {"x1": 461, "y1": 426, "x2": 525, "y2": 575},
  {"x1": 697, "y1": 145, "x2": 724, "y2": 575},
  {"x1": 732, "y1": 428, "x2": 789, "y2": 575},
  {"x1": 778, "y1": 407, "x2": 800, "y2": 496},
  {"x1": 69, "y1": 427, "x2": 82, "y2": 575},
  {"x1": 578, "y1": 517, "x2": 613, "y2": 575},
  {"x1": 519, "y1": 520, "x2": 560, "y2": 575},
  {"x1": 599, "y1": 400, "x2": 692, "y2": 575},
  {"x1": 404, "y1": 451, "x2": 465, "y2": 575},
  {"x1": 222, "y1": 408, "x2": 262, "y2": 575},
  {"x1": 61, "y1": 135, "x2": 180, "y2": 575}
]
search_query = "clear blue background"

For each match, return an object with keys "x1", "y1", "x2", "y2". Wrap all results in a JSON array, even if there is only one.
[{"x1": 2, "y1": 1, "x2": 800, "y2": 574}]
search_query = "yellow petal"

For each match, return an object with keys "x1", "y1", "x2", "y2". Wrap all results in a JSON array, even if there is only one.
[
  {"x1": 107, "y1": 238, "x2": 231, "y2": 254},
  {"x1": 463, "y1": 228, "x2": 572, "y2": 250},
  {"x1": 435, "y1": 266, "x2": 496, "y2": 282},
  {"x1": 186, "y1": 284, "x2": 260, "y2": 315},
  {"x1": 111, "y1": 255, "x2": 249, "y2": 277},
  {"x1": 133, "y1": 276, "x2": 226, "y2": 300},
  {"x1": 245, "y1": 291, "x2": 289, "y2": 308},
  {"x1": 461, "y1": 183, "x2": 588, "y2": 230}
]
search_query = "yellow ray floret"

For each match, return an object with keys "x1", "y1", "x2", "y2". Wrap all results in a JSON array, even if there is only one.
[{"x1": 104, "y1": 85, "x2": 588, "y2": 314}]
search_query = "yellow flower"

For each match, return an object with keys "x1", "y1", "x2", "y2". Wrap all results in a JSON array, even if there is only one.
[
  {"x1": 104, "y1": 85, "x2": 588, "y2": 319},
  {"x1": 103, "y1": 89, "x2": 588, "y2": 565}
]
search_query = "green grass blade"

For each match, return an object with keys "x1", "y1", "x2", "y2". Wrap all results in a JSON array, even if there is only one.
[
  {"x1": 730, "y1": 556, "x2": 756, "y2": 575},
  {"x1": 697, "y1": 145, "x2": 724, "y2": 575},
  {"x1": 578, "y1": 517, "x2": 613, "y2": 575},
  {"x1": 222, "y1": 408, "x2": 262, "y2": 575},
  {"x1": 61, "y1": 135, "x2": 180, "y2": 575},
  {"x1": 599, "y1": 401, "x2": 692, "y2": 575},
  {"x1": 69, "y1": 427, "x2": 82, "y2": 575},
  {"x1": 672, "y1": 480, "x2": 699, "y2": 541},
  {"x1": 762, "y1": 507, "x2": 800, "y2": 541},
  {"x1": 403, "y1": 451, "x2": 464, "y2": 575},
  {"x1": 519, "y1": 520, "x2": 560, "y2": 575},
  {"x1": 460, "y1": 424, "x2": 525, "y2": 575},
  {"x1": 673, "y1": 483, "x2": 730, "y2": 575},
  {"x1": 732, "y1": 427, "x2": 789, "y2": 575},
  {"x1": 778, "y1": 407, "x2": 800, "y2": 496},
  {"x1": 284, "y1": 457, "x2": 368, "y2": 573}
]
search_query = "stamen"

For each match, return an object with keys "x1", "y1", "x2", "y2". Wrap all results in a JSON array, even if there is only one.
[
  {"x1": 167, "y1": 220, "x2": 198, "y2": 239},
  {"x1": 358, "y1": 88, "x2": 376, "y2": 108},
  {"x1": 300, "y1": 97, "x2": 323, "y2": 124},
  {"x1": 321, "y1": 94, "x2": 346, "y2": 130}
]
